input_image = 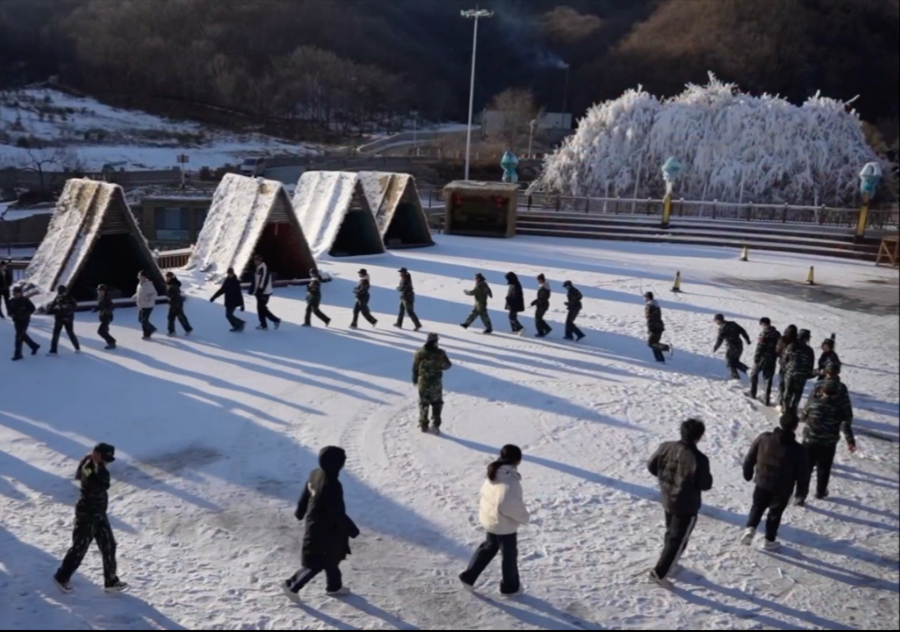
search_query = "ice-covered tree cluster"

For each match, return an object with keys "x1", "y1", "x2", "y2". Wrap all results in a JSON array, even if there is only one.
[{"x1": 533, "y1": 75, "x2": 882, "y2": 207}]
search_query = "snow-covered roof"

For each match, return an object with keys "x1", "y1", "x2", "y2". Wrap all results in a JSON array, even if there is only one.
[
  {"x1": 444, "y1": 181, "x2": 520, "y2": 194},
  {"x1": 357, "y1": 171, "x2": 429, "y2": 238}
]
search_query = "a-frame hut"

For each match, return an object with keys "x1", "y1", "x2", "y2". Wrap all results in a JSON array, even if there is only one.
[
  {"x1": 187, "y1": 174, "x2": 316, "y2": 283},
  {"x1": 24, "y1": 178, "x2": 165, "y2": 304},
  {"x1": 292, "y1": 171, "x2": 386, "y2": 258},
  {"x1": 358, "y1": 171, "x2": 433, "y2": 249}
]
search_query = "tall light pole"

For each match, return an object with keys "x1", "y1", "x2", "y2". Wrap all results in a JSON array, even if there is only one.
[{"x1": 462, "y1": 7, "x2": 492, "y2": 181}]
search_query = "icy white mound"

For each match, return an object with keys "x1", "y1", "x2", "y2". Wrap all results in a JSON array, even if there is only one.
[{"x1": 534, "y1": 75, "x2": 883, "y2": 206}]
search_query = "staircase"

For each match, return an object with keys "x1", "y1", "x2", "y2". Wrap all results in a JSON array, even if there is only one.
[{"x1": 515, "y1": 212, "x2": 884, "y2": 261}]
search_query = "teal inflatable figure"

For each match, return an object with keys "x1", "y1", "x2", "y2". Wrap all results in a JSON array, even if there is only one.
[{"x1": 501, "y1": 151, "x2": 519, "y2": 184}]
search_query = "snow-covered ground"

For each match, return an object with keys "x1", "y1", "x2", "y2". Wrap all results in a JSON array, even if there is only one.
[
  {"x1": 0, "y1": 236, "x2": 897, "y2": 630},
  {"x1": 0, "y1": 88, "x2": 321, "y2": 171}
]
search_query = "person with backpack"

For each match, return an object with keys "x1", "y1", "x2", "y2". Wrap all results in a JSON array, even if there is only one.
[
  {"x1": 350, "y1": 268, "x2": 378, "y2": 329},
  {"x1": 304, "y1": 268, "x2": 331, "y2": 328},
  {"x1": 53, "y1": 443, "x2": 127, "y2": 594},
  {"x1": 647, "y1": 419, "x2": 713, "y2": 586},
  {"x1": 394, "y1": 267, "x2": 422, "y2": 331},
  {"x1": 209, "y1": 267, "x2": 246, "y2": 332},
  {"x1": 713, "y1": 314, "x2": 751, "y2": 379},
  {"x1": 747, "y1": 317, "x2": 781, "y2": 406},
  {"x1": 459, "y1": 444, "x2": 530, "y2": 597},
  {"x1": 249, "y1": 254, "x2": 281, "y2": 330},
  {"x1": 531, "y1": 274, "x2": 552, "y2": 338},
  {"x1": 134, "y1": 270, "x2": 158, "y2": 340},
  {"x1": 9, "y1": 286, "x2": 40, "y2": 360},
  {"x1": 741, "y1": 410, "x2": 809, "y2": 550},
  {"x1": 461, "y1": 273, "x2": 493, "y2": 334},
  {"x1": 782, "y1": 329, "x2": 816, "y2": 413},
  {"x1": 164, "y1": 272, "x2": 193, "y2": 337},
  {"x1": 283, "y1": 446, "x2": 359, "y2": 600},
  {"x1": 94, "y1": 284, "x2": 117, "y2": 350},
  {"x1": 504, "y1": 272, "x2": 525, "y2": 335},
  {"x1": 644, "y1": 292, "x2": 671, "y2": 363},
  {"x1": 47, "y1": 285, "x2": 80, "y2": 355}
]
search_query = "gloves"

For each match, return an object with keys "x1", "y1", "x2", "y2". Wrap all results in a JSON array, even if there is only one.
[{"x1": 209, "y1": 297, "x2": 214, "y2": 303}]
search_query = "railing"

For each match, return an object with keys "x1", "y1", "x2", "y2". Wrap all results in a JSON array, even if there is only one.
[{"x1": 154, "y1": 248, "x2": 193, "y2": 270}]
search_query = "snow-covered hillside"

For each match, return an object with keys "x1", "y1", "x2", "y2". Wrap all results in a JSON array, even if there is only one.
[
  {"x1": 0, "y1": 235, "x2": 897, "y2": 630},
  {"x1": 0, "y1": 88, "x2": 321, "y2": 171}
]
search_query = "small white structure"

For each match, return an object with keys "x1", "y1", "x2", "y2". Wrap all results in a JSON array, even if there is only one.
[{"x1": 358, "y1": 171, "x2": 434, "y2": 249}]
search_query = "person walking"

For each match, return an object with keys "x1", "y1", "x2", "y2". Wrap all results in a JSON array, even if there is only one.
[
  {"x1": 350, "y1": 268, "x2": 378, "y2": 329},
  {"x1": 9, "y1": 286, "x2": 40, "y2": 360},
  {"x1": 795, "y1": 366, "x2": 856, "y2": 505},
  {"x1": 134, "y1": 270, "x2": 158, "y2": 340},
  {"x1": 741, "y1": 410, "x2": 809, "y2": 550},
  {"x1": 304, "y1": 268, "x2": 331, "y2": 328},
  {"x1": 209, "y1": 267, "x2": 246, "y2": 332},
  {"x1": 53, "y1": 443, "x2": 127, "y2": 593},
  {"x1": 562, "y1": 281, "x2": 585, "y2": 342},
  {"x1": 747, "y1": 317, "x2": 781, "y2": 406},
  {"x1": 164, "y1": 272, "x2": 193, "y2": 337},
  {"x1": 283, "y1": 446, "x2": 359, "y2": 600},
  {"x1": 531, "y1": 274, "x2": 552, "y2": 338},
  {"x1": 782, "y1": 329, "x2": 816, "y2": 413},
  {"x1": 94, "y1": 285, "x2": 117, "y2": 350},
  {"x1": 47, "y1": 285, "x2": 81, "y2": 355},
  {"x1": 504, "y1": 272, "x2": 526, "y2": 335},
  {"x1": 816, "y1": 337, "x2": 841, "y2": 380},
  {"x1": 461, "y1": 273, "x2": 493, "y2": 334},
  {"x1": 776, "y1": 325, "x2": 798, "y2": 408},
  {"x1": 249, "y1": 254, "x2": 281, "y2": 330},
  {"x1": 0, "y1": 259, "x2": 11, "y2": 318},
  {"x1": 644, "y1": 292, "x2": 671, "y2": 363},
  {"x1": 412, "y1": 332, "x2": 452, "y2": 433},
  {"x1": 394, "y1": 267, "x2": 422, "y2": 331},
  {"x1": 459, "y1": 444, "x2": 530, "y2": 597},
  {"x1": 647, "y1": 419, "x2": 713, "y2": 585},
  {"x1": 713, "y1": 314, "x2": 751, "y2": 379}
]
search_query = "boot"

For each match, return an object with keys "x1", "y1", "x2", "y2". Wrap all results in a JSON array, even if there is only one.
[{"x1": 431, "y1": 403, "x2": 443, "y2": 432}]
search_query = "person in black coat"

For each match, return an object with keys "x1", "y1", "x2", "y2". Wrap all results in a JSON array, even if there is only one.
[
  {"x1": 504, "y1": 272, "x2": 525, "y2": 334},
  {"x1": 94, "y1": 284, "x2": 117, "y2": 350},
  {"x1": 647, "y1": 419, "x2": 713, "y2": 584},
  {"x1": 713, "y1": 314, "x2": 751, "y2": 379},
  {"x1": 531, "y1": 274, "x2": 552, "y2": 338},
  {"x1": 210, "y1": 267, "x2": 246, "y2": 332},
  {"x1": 165, "y1": 272, "x2": 193, "y2": 336},
  {"x1": 9, "y1": 286, "x2": 40, "y2": 360},
  {"x1": 350, "y1": 269, "x2": 378, "y2": 329},
  {"x1": 0, "y1": 259, "x2": 12, "y2": 318},
  {"x1": 741, "y1": 411, "x2": 809, "y2": 549},
  {"x1": 562, "y1": 280, "x2": 585, "y2": 341},
  {"x1": 47, "y1": 284, "x2": 80, "y2": 355},
  {"x1": 284, "y1": 446, "x2": 359, "y2": 599}
]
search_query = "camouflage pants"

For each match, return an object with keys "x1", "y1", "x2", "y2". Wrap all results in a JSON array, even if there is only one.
[
  {"x1": 418, "y1": 382, "x2": 444, "y2": 427},
  {"x1": 783, "y1": 376, "x2": 809, "y2": 413},
  {"x1": 463, "y1": 304, "x2": 492, "y2": 329}
]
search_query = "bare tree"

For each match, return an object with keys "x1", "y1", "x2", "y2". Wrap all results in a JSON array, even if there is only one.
[
  {"x1": 487, "y1": 88, "x2": 542, "y2": 153},
  {"x1": 17, "y1": 147, "x2": 83, "y2": 192}
]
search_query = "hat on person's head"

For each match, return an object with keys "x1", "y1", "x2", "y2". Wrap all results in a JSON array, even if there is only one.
[
  {"x1": 398, "y1": 267, "x2": 408, "y2": 274},
  {"x1": 714, "y1": 313, "x2": 725, "y2": 322},
  {"x1": 475, "y1": 273, "x2": 485, "y2": 280},
  {"x1": 799, "y1": 329, "x2": 812, "y2": 342},
  {"x1": 760, "y1": 317, "x2": 771, "y2": 326},
  {"x1": 426, "y1": 332, "x2": 439, "y2": 344},
  {"x1": 358, "y1": 268, "x2": 368, "y2": 276},
  {"x1": 563, "y1": 280, "x2": 572, "y2": 288},
  {"x1": 12, "y1": 285, "x2": 23, "y2": 294},
  {"x1": 94, "y1": 443, "x2": 116, "y2": 463},
  {"x1": 226, "y1": 267, "x2": 235, "y2": 275},
  {"x1": 57, "y1": 285, "x2": 67, "y2": 293},
  {"x1": 822, "y1": 338, "x2": 835, "y2": 349},
  {"x1": 97, "y1": 284, "x2": 108, "y2": 292}
]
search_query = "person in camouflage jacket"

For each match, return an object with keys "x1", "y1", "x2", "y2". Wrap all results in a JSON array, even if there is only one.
[
  {"x1": 796, "y1": 366, "x2": 855, "y2": 504},
  {"x1": 783, "y1": 329, "x2": 816, "y2": 413},
  {"x1": 9, "y1": 286, "x2": 40, "y2": 360},
  {"x1": 776, "y1": 325, "x2": 798, "y2": 407},
  {"x1": 350, "y1": 269, "x2": 378, "y2": 329},
  {"x1": 54, "y1": 443, "x2": 126, "y2": 593},
  {"x1": 461, "y1": 273, "x2": 493, "y2": 334},
  {"x1": 47, "y1": 285, "x2": 81, "y2": 355},
  {"x1": 748, "y1": 317, "x2": 781, "y2": 406},
  {"x1": 94, "y1": 284, "x2": 117, "y2": 350},
  {"x1": 816, "y1": 337, "x2": 841, "y2": 380},
  {"x1": 412, "y1": 333, "x2": 452, "y2": 432},
  {"x1": 304, "y1": 269, "x2": 331, "y2": 327},
  {"x1": 713, "y1": 314, "x2": 751, "y2": 379},
  {"x1": 644, "y1": 292, "x2": 670, "y2": 363},
  {"x1": 394, "y1": 267, "x2": 422, "y2": 331}
]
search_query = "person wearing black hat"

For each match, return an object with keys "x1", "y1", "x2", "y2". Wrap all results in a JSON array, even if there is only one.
[
  {"x1": 249, "y1": 254, "x2": 281, "y2": 330},
  {"x1": 0, "y1": 259, "x2": 12, "y2": 318},
  {"x1": 713, "y1": 314, "x2": 751, "y2": 379},
  {"x1": 747, "y1": 317, "x2": 781, "y2": 406},
  {"x1": 461, "y1": 273, "x2": 493, "y2": 334},
  {"x1": 644, "y1": 292, "x2": 670, "y2": 362},
  {"x1": 816, "y1": 337, "x2": 840, "y2": 380},
  {"x1": 412, "y1": 332, "x2": 452, "y2": 433},
  {"x1": 531, "y1": 274, "x2": 552, "y2": 338},
  {"x1": 47, "y1": 285, "x2": 80, "y2": 355},
  {"x1": 94, "y1": 284, "x2": 117, "y2": 350},
  {"x1": 304, "y1": 268, "x2": 331, "y2": 327},
  {"x1": 394, "y1": 268, "x2": 422, "y2": 331},
  {"x1": 9, "y1": 286, "x2": 40, "y2": 361},
  {"x1": 164, "y1": 271, "x2": 193, "y2": 337},
  {"x1": 350, "y1": 269, "x2": 378, "y2": 329},
  {"x1": 782, "y1": 329, "x2": 816, "y2": 413},
  {"x1": 54, "y1": 443, "x2": 127, "y2": 593},
  {"x1": 504, "y1": 272, "x2": 526, "y2": 334},
  {"x1": 562, "y1": 281, "x2": 585, "y2": 342},
  {"x1": 210, "y1": 267, "x2": 246, "y2": 332}
]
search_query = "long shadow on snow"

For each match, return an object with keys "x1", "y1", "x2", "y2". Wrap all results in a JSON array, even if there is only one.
[
  {"x1": 805, "y1": 504, "x2": 898, "y2": 533},
  {"x1": 0, "y1": 523, "x2": 186, "y2": 630},
  {"x1": 762, "y1": 548, "x2": 899, "y2": 592},
  {"x1": 343, "y1": 594, "x2": 417, "y2": 630},
  {"x1": 444, "y1": 435, "x2": 898, "y2": 571},
  {"x1": 829, "y1": 497, "x2": 900, "y2": 521},
  {"x1": 830, "y1": 464, "x2": 900, "y2": 491}
]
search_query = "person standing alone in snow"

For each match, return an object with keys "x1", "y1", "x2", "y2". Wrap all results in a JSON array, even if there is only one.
[
  {"x1": 531, "y1": 274, "x2": 552, "y2": 338},
  {"x1": 647, "y1": 419, "x2": 713, "y2": 585},
  {"x1": 459, "y1": 444, "x2": 530, "y2": 597},
  {"x1": 249, "y1": 254, "x2": 281, "y2": 330},
  {"x1": 304, "y1": 268, "x2": 331, "y2": 327},
  {"x1": 644, "y1": 292, "x2": 671, "y2": 363},
  {"x1": 562, "y1": 281, "x2": 585, "y2": 341},
  {"x1": 461, "y1": 273, "x2": 493, "y2": 334},
  {"x1": 134, "y1": 270, "x2": 158, "y2": 340},
  {"x1": 412, "y1": 332, "x2": 452, "y2": 433},
  {"x1": 9, "y1": 286, "x2": 40, "y2": 360},
  {"x1": 164, "y1": 272, "x2": 193, "y2": 336},
  {"x1": 209, "y1": 267, "x2": 246, "y2": 332},
  {"x1": 741, "y1": 410, "x2": 809, "y2": 550},
  {"x1": 394, "y1": 267, "x2": 422, "y2": 331},
  {"x1": 504, "y1": 272, "x2": 525, "y2": 334},
  {"x1": 283, "y1": 446, "x2": 359, "y2": 600},
  {"x1": 748, "y1": 317, "x2": 781, "y2": 406},
  {"x1": 94, "y1": 285, "x2": 116, "y2": 350},
  {"x1": 713, "y1": 314, "x2": 751, "y2": 379},
  {"x1": 782, "y1": 329, "x2": 816, "y2": 413},
  {"x1": 350, "y1": 268, "x2": 378, "y2": 329},
  {"x1": 47, "y1": 285, "x2": 80, "y2": 355},
  {"x1": 0, "y1": 259, "x2": 11, "y2": 318},
  {"x1": 54, "y1": 443, "x2": 127, "y2": 593}
]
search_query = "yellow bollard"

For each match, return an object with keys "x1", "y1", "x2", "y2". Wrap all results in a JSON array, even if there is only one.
[
  {"x1": 671, "y1": 271, "x2": 682, "y2": 293},
  {"x1": 806, "y1": 266, "x2": 815, "y2": 286},
  {"x1": 740, "y1": 246, "x2": 749, "y2": 262}
]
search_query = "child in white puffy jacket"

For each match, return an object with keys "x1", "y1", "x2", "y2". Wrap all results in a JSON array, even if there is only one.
[{"x1": 459, "y1": 445, "x2": 530, "y2": 597}]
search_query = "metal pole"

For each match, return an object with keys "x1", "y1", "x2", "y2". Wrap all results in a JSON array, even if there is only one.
[{"x1": 462, "y1": 9, "x2": 492, "y2": 182}]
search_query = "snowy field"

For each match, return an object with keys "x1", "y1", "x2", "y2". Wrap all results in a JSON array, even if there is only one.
[
  {"x1": 0, "y1": 88, "x2": 320, "y2": 171},
  {"x1": 0, "y1": 235, "x2": 898, "y2": 630}
]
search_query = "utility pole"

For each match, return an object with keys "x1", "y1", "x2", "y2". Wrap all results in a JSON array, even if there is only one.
[{"x1": 461, "y1": 7, "x2": 493, "y2": 181}]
